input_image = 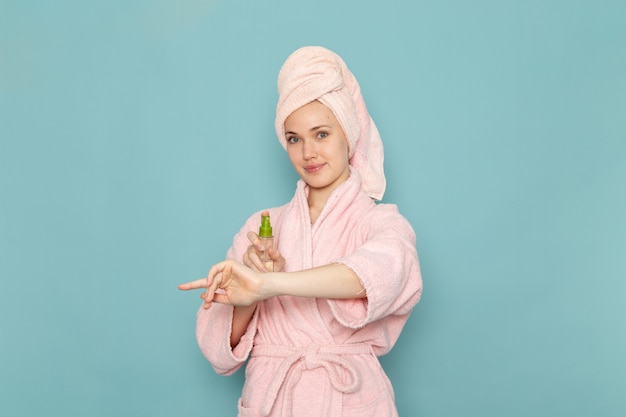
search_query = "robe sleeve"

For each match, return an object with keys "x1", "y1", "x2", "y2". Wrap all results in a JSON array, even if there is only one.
[
  {"x1": 329, "y1": 205, "x2": 422, "y2": 329},
  {"x1": 195, "y1": 212, "x2": 264, "y2": 375}
]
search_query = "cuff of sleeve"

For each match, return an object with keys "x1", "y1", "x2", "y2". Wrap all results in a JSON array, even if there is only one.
[
  {"x1": 325, "y1": 261, "x2": 372, "y2": 329},
  {"x1": 327, "y1": 297, "x2": 370, "y2": 329},
  {"x1": 196, "y1": 304, "x2": 258, "y2": 375}
]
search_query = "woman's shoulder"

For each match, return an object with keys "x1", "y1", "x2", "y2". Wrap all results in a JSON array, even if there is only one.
[
  {"x1": 361, "y1": 201, "x2": 415, "y2": 234},
  {"x1": 366, "y1": 201, "x2": 402, "y2": 219}
]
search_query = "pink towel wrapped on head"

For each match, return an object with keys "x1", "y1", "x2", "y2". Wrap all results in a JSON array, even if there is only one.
[
  {"x1": 195, "y1": 46, "x2": 422, "y2": 417},
  {"x1": 275, "y1": 46, "x2": 386, "y2": 201}
]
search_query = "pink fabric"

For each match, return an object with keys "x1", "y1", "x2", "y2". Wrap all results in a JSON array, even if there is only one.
[
  {"x1": 275, "y1": 46, "x2": 386, "y2": 200},
  {"x1": 196, "y1": 170, "x2": 422, "y2": 416}
]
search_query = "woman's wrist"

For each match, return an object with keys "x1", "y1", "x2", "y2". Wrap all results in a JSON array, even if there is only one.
[{"x1": 259, "y1": 272, "x2": 281, "y2": 300}]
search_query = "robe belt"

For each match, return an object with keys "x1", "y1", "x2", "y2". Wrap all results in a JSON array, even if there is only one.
[{"x1": 251, "y1": 343, "x2": 373, "y2": 417}]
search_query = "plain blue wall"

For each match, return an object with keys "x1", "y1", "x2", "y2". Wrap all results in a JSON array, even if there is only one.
[{"x1": 1, "y1": 1, "x2": 625, "y2": 416}]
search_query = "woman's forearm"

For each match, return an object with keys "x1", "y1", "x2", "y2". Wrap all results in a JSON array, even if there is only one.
[
  {"x1": 262, "y1": 263, "x2": 366, "y2": 300},
  {"x1": 231, "y1": 303, "x2": 257, "y2": 347}
]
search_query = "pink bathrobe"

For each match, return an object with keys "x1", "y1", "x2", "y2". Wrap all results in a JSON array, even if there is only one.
[{"x1": 196, "y1": 169, "x2": 422, "y2": 417}]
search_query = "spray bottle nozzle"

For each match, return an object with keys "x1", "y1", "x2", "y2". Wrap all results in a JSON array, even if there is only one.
[{"x1": 259, "y1": 214, "x2": 273, "y2": 238}]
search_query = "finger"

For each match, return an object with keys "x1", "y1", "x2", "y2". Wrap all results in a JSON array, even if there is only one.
[
  {"x1": 274, "y1": 258, "x2": 285, "y2": 272},
  {"x1": 207, "y1": 261, "x2": 226, "y2": 290},
  {"x1": 267, "y1": 246, "x2": 285, "y2": 269},
  {"x1": 178, "y1": 278, "x2": 211, "y2": 291},
  {"x1": 212, "y1": 293, "x2": 230, "y2": 304},
  {"x1": 245, "y1": 246, "x2": 267, "y2": 272},
  {"x1": 202, "y1": 260, "x2": 228, "y2": 301},
  {"x1": 199, "y1": 288, "x2": 212, "y2": 309},
  {"x1": 242, "y1": 251, "x2": 252, "y2": 268},
  {"x1": 202, "y1": 272, "x2": 222, "y2": 306},
  {"x1": 203, "y1": 275, "x2": 211, "y2": 304},
  {"x1": 200, "y1": 290, "x2": 215, "y2": 309},
  {"x1": 243, "y1": 250, "x2": 261, "y2": 272},
  {"x1": 247, "y1": 231, "x2": 262, "y2": 250},
  {"x1": 253, "y1": 253, "x2": 267, "y2": 272},
  {"x1": 268, "y1": 245, "x2": 282, "y2": 260}
]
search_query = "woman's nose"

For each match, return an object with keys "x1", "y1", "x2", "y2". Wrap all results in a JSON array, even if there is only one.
[{"x1": 302, "y1": 140, "x2": 317, "y2": 160}]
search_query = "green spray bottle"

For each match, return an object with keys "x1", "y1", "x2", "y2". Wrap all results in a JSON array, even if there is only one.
[{"x1": 258, "y1": 213, "x2": 274, "y2": 271}]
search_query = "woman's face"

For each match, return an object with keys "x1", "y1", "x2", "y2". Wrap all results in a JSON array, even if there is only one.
[{"x1": 284, "y1": 100, "x2": 350, "y2": 195}]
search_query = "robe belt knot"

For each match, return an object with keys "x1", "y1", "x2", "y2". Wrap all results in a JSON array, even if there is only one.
[{"x1": 251, "y1": 343, "x2": 372, "y2": 416}]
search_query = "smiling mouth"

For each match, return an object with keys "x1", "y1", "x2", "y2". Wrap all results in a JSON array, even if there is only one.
[{"x1": 304, "y1": 164, "x2": 325, "y2": 173}]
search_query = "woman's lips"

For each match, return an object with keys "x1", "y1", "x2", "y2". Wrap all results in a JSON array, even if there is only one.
[{"x1": 304, "y1": 163, "x2": 325, "y2": 173}]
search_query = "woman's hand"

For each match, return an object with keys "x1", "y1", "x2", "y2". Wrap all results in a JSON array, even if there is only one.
[
  {"x1": 243, "y1": 231, "x2": 286, "y2": 272},
  {"x1": 178, "y1": 260, "x2": 267, "y2": 309}
]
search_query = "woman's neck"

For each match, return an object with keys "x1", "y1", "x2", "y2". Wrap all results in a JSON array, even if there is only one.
[
  {"x1": 307, "y1": 188, "x2": 330, "y2": 224},
  {"x1": 306, "y1": 176, "x2": 351, "y2": 224}
]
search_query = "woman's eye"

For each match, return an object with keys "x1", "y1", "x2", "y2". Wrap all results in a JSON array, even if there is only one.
[
  {"x1": 287, "y1": 136, "x2": 299, "y2": 144},
  {"x1": 317, "y1": 131, "x2": 328, "y2": 139}
]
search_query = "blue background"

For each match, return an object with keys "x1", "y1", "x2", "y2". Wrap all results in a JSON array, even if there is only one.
[{"x1": 1, "y1": 1, "x2": 625, "y2": 416}]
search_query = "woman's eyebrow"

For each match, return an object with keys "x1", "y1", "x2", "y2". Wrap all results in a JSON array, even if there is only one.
[
  {"x1": 285, "y1": 125, "x2": 332, "y2": 136},
  {"x1": 310, "y1": 125, "x2": 332, "y2": 131}
]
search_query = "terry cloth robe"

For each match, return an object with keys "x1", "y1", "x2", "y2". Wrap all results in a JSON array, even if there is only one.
[{"x1": 196, "y1": 170, "x2": 422, "y2": 417}]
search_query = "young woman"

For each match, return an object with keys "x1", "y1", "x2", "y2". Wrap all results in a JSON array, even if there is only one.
[{"x1": 179, "y1": 46, "x2": 422, "y2": 417}]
